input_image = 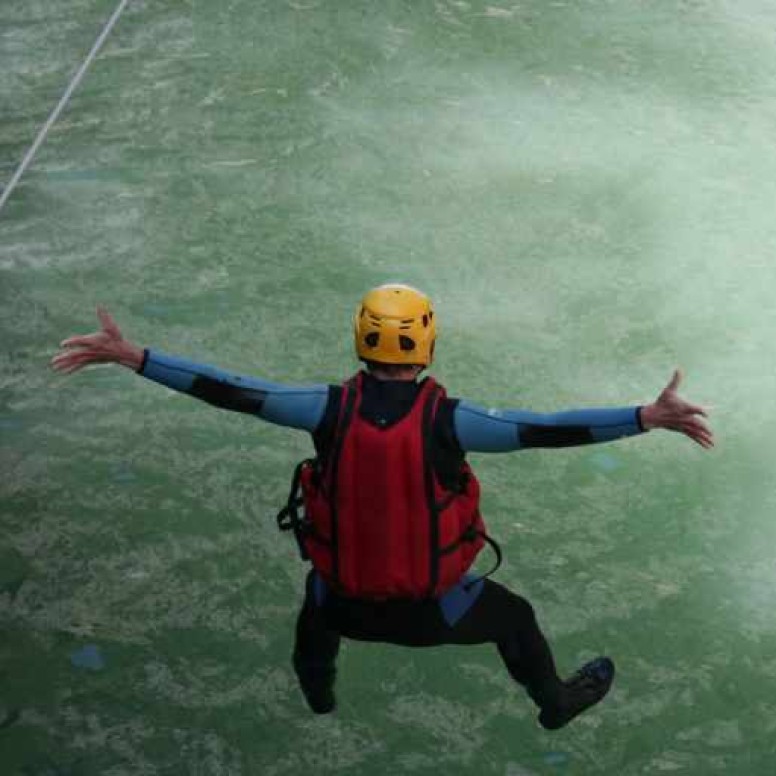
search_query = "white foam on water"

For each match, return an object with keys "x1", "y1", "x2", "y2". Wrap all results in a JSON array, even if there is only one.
[{"x1": 205, "y1": 159, "x2": 259, "y2": 168}]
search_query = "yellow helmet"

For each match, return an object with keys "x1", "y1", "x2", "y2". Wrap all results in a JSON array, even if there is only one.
[{"x1": 354, "y1": 284, "x2": 437, "y2": 366}]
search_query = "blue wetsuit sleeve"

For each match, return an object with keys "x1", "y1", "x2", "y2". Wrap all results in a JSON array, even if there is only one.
[
  {"x1": 453, "y1": 398, "x2": 647, "y2": 453},
  {"x1": 137, "y1": 348, "x2": 328, "y2": 432}
]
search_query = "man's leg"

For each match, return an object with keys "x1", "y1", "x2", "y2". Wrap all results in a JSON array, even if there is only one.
[
  {"x1": 448, "y1": 580, "x2": 565, "y2": 710},
  {"x1": 448, "y1": 580, "x2": 615, "y2": 729},
  {"x1": 292, "y1": 571, "x2": 341, "y2": 714}
]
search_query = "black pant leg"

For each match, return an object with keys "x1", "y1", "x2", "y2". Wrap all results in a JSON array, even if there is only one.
[
  {"x1": 293, "y1": 571, "x2": 341, "y2": 671},
  {"x1": 446, "y1": 579, "x2": 564, "y2": 708}
]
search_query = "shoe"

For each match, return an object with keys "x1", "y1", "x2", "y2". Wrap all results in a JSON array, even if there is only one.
[
  {"x1": 292, "y1": 653, "x2": 336, "y2": 714},
  {"x1": 538, "y1": 656, "x2": 615, "y2": 730}
]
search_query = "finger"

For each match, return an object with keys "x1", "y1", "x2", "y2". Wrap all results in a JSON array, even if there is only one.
[
  {"x1": 684, "y1": 419, "x2": 712, "y2": 437},
  {"x1": 51, "y1": 351, "x2": 77, "y2": 367},
  {"x1": 60, "y1": 334, "x2": 100, "y2": 348},
  {"x1": 686, "y1": 428, "x2": 711, "y2": 448},
  {"x1": 52, "y1": 358, "x2": 86, "y2": 375},
  {"x1": 680, "y1": 399, "x2": 711, "y2": 417},
  {"x1": 97, "y1": 306, "x2": 121, "y2": 337},
  {"x1": 62, "y1": 351, "x2": 106, "y2": 372},
  {"x1": 51, "y1": 356, "x2": 82, "y2": 372},
  {"x1": 668, "y1": 397, "x2": 711, "y2": 422},
  {"x1": 666, "y1": 368, "x2": 682, "y2": 393},
  {"x1": 53, "y1": 351, "x2": 98, "y2": 371},
  {"x1": 686, "y1": 415, "x2": 712, "y2": 432},
  {"x1": 53, "y1": 349, "x2": 91, "y2": 364},
  {"x1": 97, "y1": 305, "x2": 112, "y2": 329},
  {"x1": 682, "y1": 423, "x2": 714, "y2": 448}
]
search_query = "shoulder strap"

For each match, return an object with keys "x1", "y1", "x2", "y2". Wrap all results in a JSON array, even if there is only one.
[
  {"x1": 326, "y1": 375, "x2": 359, "y2": 586},
  {"x1": 276, "y1": 375, "x2": 359, "y2": 566},
  {"x1": 421, "y1": 381, "x2": 444, "y2": 597}
]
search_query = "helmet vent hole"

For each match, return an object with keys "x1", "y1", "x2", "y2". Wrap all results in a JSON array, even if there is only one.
[
  {"x1": 365, "y1": 332, "x2": 380, "y2": 348},
  {"x1": 422, "y1": 314, "x2": 429, "y2": 327},
  {"x1": 399, "y1": 336, "x2": 416, "y2": 352}
]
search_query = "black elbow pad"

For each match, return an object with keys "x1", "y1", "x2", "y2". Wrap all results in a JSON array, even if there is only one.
[
  {"x1": 190, "y1": 375, "x2": 266, "y2": 414},
  {"x1": 518, "y1": 423, "x2": 594, "y2": 448}
]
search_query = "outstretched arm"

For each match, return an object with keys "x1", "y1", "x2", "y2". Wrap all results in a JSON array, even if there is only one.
[
  {"x1": 453, "y1": 370, "x2": 713, "y2": 453},
  {"x1": 50, "y1": 307, "x2": 329, "y2": 433}
]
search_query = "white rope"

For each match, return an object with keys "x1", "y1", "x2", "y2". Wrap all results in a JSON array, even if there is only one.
[{"x1": 0, "y1": 0, "x2": 131, "y2": 215}]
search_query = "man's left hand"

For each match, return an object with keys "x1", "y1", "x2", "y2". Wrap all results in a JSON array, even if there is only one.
[{"x1": 641, "y1": 370, "x2": 714, "y2": 449}]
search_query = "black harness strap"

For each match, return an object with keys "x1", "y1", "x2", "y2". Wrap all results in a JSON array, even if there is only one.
[
  {"x1": 422, "y1": 381, "x2": 503, "y2": 596},
  {"x1": 276, "y1": 459, "x2": 313, "y2": 560},
  {"x1": 462, "y1": 529, "x2": 503, "y2": 592},
  {"x1": 438, "y1": 519, "x2": 504, "y2": 591},
  {"x1": 422, "y1": 382, "x2": 443, "y2": 597},
  {"x1": 326, "y1": 377, "x2": 359, "y2": 587}
]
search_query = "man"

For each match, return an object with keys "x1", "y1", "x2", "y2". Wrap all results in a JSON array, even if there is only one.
[{"x1": 50, "y1": 284, "x2": 714, "y2": 730}]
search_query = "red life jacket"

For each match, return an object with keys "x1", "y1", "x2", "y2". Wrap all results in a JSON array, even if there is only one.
[{"x1": 280, "y1": 373, "x2": 492, "y2": 599}]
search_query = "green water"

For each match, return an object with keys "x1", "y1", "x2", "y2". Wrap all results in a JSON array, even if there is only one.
[{"x1": 2, "y1": 1, "x2": 776, "y2": 773}]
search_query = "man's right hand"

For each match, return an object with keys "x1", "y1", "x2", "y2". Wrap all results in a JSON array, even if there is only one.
[{"x1": 51, "y1": 306, "x2": 144, "y2": 374}]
